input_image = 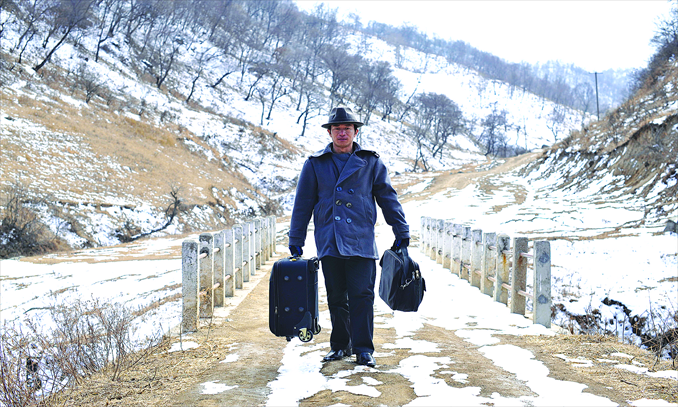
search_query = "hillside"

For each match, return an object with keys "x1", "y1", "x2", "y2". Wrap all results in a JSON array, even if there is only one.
[
  {"x1": 526, "y1": 61, "x2": 678, "y2": 227},
  {"x1": 0, "y1": 0, "x2": 588, "y2": 256}
]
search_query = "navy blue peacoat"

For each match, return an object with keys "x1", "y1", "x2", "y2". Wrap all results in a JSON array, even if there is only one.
[{"x1": 289, "y1": 142, "x2": 410, "y2": 260}]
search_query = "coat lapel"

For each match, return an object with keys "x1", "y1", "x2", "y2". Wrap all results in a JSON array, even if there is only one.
[{"x1": 336, "y1": 153, "x2": 366, "y2": 186}]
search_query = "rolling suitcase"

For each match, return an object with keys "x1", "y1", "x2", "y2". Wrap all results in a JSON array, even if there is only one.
[{"x1": 269, "y1": 255, "x2": 321, "y2": 342}]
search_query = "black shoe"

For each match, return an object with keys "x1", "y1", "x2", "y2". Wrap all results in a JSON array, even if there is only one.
[
  {"x1": 323, "y1": 348, "x2": 351, "y2": 362},
  {"x1": 356, "y1": 352, "x2": 376, "y2": 367}
]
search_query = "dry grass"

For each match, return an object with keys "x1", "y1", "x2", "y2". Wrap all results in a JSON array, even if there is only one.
[
  {"x1": 46, "y1": 330, "x2": 223, "y2": 407},
  {"x1": 504, "y1": 333, "x2": 678, "y2": 404},
  {"x1": 400, "y1": 153, "x2": 543, "y2": 205},
  {"x1": 1, "y1": 87, "x2": 254, "y2": 209}
]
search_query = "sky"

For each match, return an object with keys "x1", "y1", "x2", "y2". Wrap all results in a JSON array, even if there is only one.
[{"x1": 296, "y1": 0, "x2": 673, "y2": 72}]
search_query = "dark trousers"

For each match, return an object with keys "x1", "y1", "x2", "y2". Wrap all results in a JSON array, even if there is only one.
[{"x1": 320, "y1": 256, "x2": 376, "y2": 355}]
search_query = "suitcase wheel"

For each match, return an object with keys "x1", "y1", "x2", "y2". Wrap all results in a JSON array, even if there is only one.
[
  {"x1": 313, "y1": 321, "x2": 321, "y2": 335},
  {"x1": 286, "y1": 336, "x2": 292, "y2": 342},
  {"x1": 298, "y1": 328, "x2": 313, "y2": 342}
]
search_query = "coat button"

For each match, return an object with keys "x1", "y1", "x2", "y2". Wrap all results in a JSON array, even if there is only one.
[
  {"x1": 335, "y1": 216, "x2": 341, "y2": 221},
  {"x1": 346, "y1": 218, "x2": 352, "y2": 223},
  {"x1": 336, "y1": 186, "x2": 343, "y2": 192},
  {"x1": 346, "y1": 202, "x2": 352, "y2": 208},
  {"x1": 335, "y1": 199, "x2": 342, "y2": 205},
  {"x1": 348, "y1": 189, "x2": 354, "y2": 194}
]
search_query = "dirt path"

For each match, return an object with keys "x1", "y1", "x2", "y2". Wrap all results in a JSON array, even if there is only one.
[
  {"x1": 99, "y1": 253, "x2": 670, "y2": 407},
  {"x1": 166, "y1": 259, "x2": 537, "y2": 407},
  {"x1": 162, "y1": 258, "x2": 534, "y2": 407}
]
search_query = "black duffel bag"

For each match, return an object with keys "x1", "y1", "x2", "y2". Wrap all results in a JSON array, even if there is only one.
[{"x1": 378, "y1": 246, "x2": 426, "y2": 312}]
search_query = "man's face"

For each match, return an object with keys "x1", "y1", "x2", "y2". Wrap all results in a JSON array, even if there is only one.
[{"x1": 329, "y1": 124, "x2": 357, "y2": 152}]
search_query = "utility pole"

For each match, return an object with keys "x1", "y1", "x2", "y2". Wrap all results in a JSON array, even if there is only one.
[{"x1": 594, "y1": 72, "x2": 601, "y2": 120}]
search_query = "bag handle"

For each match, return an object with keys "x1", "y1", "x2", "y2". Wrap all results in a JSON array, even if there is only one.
[{"x1": 392, "y1": 247, "x2": 418, "y2": 288}]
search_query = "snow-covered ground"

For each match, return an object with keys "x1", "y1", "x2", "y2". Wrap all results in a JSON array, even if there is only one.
[
  {"x1": 1, "y1": 9, "x2": 675, "y2": 404},
  {"x1": 2, "y1": 154, "x2": 676, "y2": 405},
  {"x1": 395, "y1": 158, "x2": 677, "y2": 352},
  {"x1": 266, "y1": 226, "x2": 676, "y2": 406}
]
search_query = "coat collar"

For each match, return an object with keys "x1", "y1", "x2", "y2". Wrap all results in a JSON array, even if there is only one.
[
  {"x1": 310, "y1": 142, "x2": 378, "y2": 158},
  {"x1": 309, "y1": 143, "x2": 379, "y2": 186}
]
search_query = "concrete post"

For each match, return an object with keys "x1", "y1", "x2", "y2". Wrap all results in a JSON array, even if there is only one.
[
  {"x1": 452, "y1": 223, "x2": 462, "y2": 275},
  {"x1": 495, "y1": 234, "x2": 510, "y2": 305},
  {"x1": 254, "y1": 218, "x2": 262, "y2": 269},
  {"x1": 242, "y1": 222, "x2": 252, "y2": 283},
  {"x1": 460, "y1": 226, "x2": 472, "y2": 280},
  {"x1": 511, "y1": 237, "x2": 528, "y2": 315},
  {"x1": 269, "y1": 216, "x2": 277, "y2": 256},
  {"x1": 436, "y1": 219, "x2": 445, "y2": 264},
  {"x1": 233, "y1": 224, "x2": 244, "y2": 289},
  {"x1": 481, "y1": 232, "x2": 496, "y2": 296},
  {"x1": 430, "y1": 218, "x2": 439, "y2": 260},
  {"x1": 199, "y1": 233, "x2": 214, "y2": 318},
  {"x1": 442, "y1": 221, "x2": 453, "y2": 269},
  {"x1": 249, "y1": 221, "x2": 256, "y2": 276},
  {"x1": 213, "y1": 230, "x2": 226, "y2": 307},
  {"x1": 533, "y1": 241, "x2": 552, "y2": 328},
  {"x1": 470, "y1": 229, "x2": 483, "y2": 288},
  {"x1": 424, "y1": 217, "x2": 432, "y2": 257},
  {"x1": 181, "y1": 240, "x2": 199, "y2": 333},
  {"x1": 420, "y1": 217, "x2": 426, "y2": 254},
  {"x1": 261, "y1": 217, "x2": 269, "y2": 262},
  {"x1": 223, "y1": 228, "x2": 235, "y2": 297}
]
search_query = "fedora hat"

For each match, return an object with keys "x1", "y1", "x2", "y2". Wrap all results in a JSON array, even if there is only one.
[{"x1": 321, "y1": 106, "x2": 364, "y2": 129}]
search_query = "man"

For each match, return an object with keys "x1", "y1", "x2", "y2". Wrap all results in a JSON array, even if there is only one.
[{"x1": 288, "y1": 106, "x2": 410, "y2": 367}]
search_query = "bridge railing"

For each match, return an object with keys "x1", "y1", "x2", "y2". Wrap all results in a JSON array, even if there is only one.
[
  {"x1": 420, "y1": 216, "x2": 551, "y2": 328},
  {"x1": 181, "y1": 216, "x2": 277, "y2": 333}
]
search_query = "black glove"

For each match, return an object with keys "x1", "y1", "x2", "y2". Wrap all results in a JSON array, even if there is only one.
[
  {"x1": 289, "y1": 245, "x2": 303, "y2": 257},
  {"x1": 393, "y1": 238, "x2": 410, "y2": 249}
]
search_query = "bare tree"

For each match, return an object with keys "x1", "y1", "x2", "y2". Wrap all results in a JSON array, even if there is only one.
[
  {"x1": 10, "y1": 0, "x2": 49, "y2": 64},
  {"x1": 292, "y1": 4, "x2": 341, "y2": 109},
  {"x1": 74, "y1": 63, "x2": 102, "y2": 103},
  {"x1": 199, "y1": 0, "x2": 235, "y2": 40},
  {"x1": 479, "y1": 103, "x2": 510, "y2": 156},
  {"x1": 186, "y1": 48, "x2": 216, "y2": 103},
  {"x1": 321, "y1": 45, "x2": 359, "y2": 104},
  {"x1": 210, "y1": 29, "x2": 239, "y2": 88},
  {"x1": 573, "y1": 81, "x2": 594, "y2": 115},
  {"x1": 114, "y1": 186, "x2": 183, "y2": 243},
  {"x1": 138, "y1": 15, "x2": 186, "y2": 89},
  {"x1": 376, "y1": 74, "x2": 401, "y2": 122},
  {"x1": 33, "y1": 0, "x2": 95, "y2": 72},
  {"x1": 244, "y1": 62, "x2": 268, "y2": 101},
  {"x1": 93, "y1": 0, "x2": 126, "y2": 62},
  {"x1": 546, "y1": 105, "x2": 567, "y2": 142},
  {"x1": 0, "y1": 182, "x2": 59, "y2": 258},
  {"x1": 123, "y1": 0, "x2": 156, "y2": 44},
  {"x1": 410, "y1": 124, "x2": 429, "y2": 172},
  {"x1": 356, "y1": 60, "x2": 400, "y2": 126},
  {"x1": 410, "y1": 92, "x2": 464, "y2": 164},
  {"x1": 0, "y1": 0, "x2": 13, "y2": 39},
  {"x1": 397, "y1": 77, "x2": 421, "y2": 123},
  {"x1": 263, "y1": 51, "x2": 293, "y2": 120},
  {"x1": 296, "y1": 86, "x2": 323, "y2": 140}
]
